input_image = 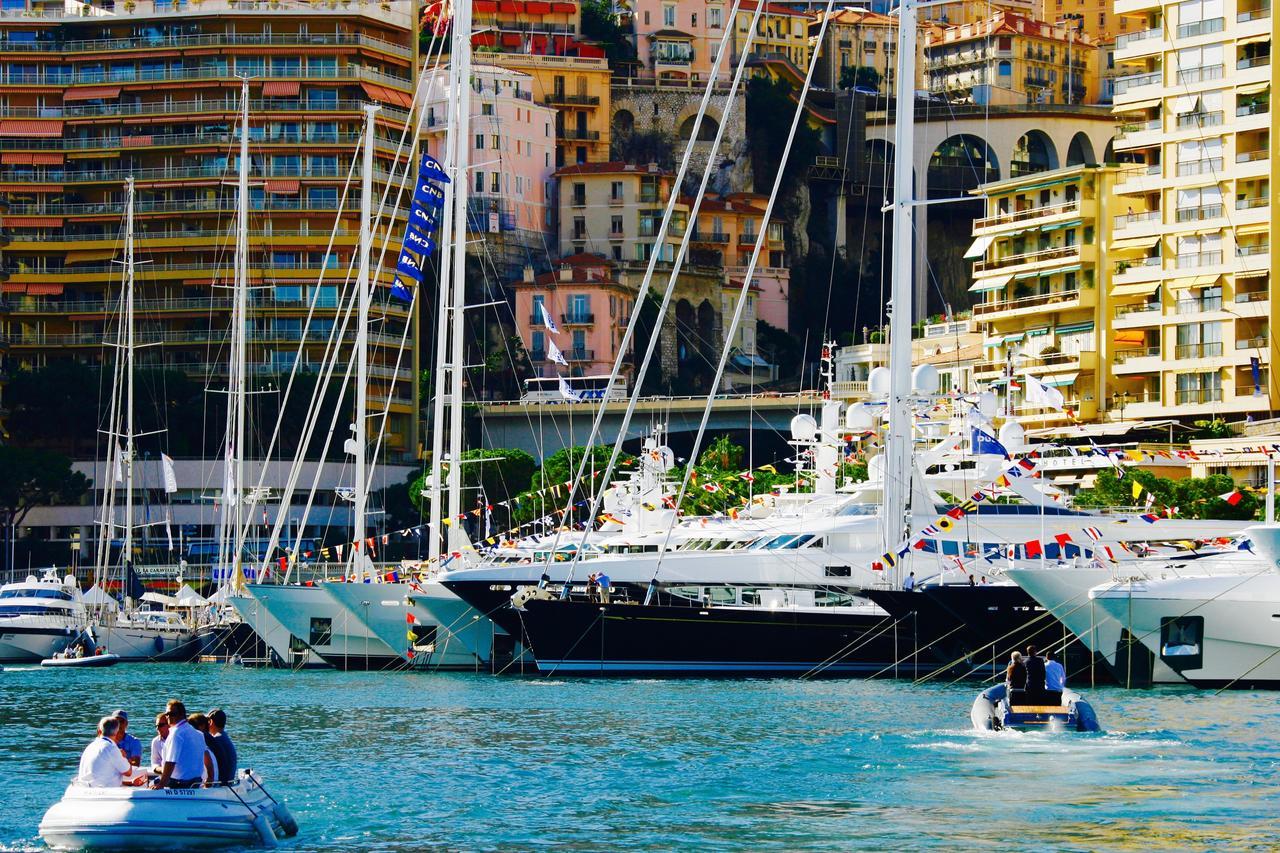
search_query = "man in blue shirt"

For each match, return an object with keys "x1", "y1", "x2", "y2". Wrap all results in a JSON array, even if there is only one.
[
  {"x1": 112, "y1": 710, "x2": 143, "y2": 767},
  {"x1": 206, "y1": 707, "x2": 237, "y2": 784},
  {"x1": 1044, "y1": 649, "x2": 1066, "y2": 705}
]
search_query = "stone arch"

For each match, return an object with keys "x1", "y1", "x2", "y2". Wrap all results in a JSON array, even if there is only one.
[
  {"x1": 678, "y1": 112, "x2": 720, "y2": 142},
  {"x1": 1066, "y1": 131, "x2": 1095, "y2": 167},
  {"x1": 927, "y1": 133, "x2": 999, "y2": 197},
  {"x1": 675, "y1": 299, "x2": 696, "y2": 365},
  {"x1": 865, "y1": 138, "x2": 894, "y2": 166},
  {"x1": 1011, "y1": 129, "x2": 1058, "y2": 177},
  {"x1": 1103, "y1": 138, "x2": 1116, "y2": 164},
  {"x1": 612, "y1": 108, "x2": 635, "y2": 135},
  {"x1": 696, "y1": 299, "x2": 717, "y2": 361}
]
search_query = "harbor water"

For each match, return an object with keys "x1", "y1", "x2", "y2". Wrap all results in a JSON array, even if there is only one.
[{"x1": 2, "y1": 665, "x2": 1278, "y2": 851}]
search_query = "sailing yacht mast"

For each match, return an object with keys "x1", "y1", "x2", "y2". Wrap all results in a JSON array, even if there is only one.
[
  {"x1": 352, "y1": 104, "x2": 379, "y2": 580},
  {"x1": 223, "y1": 78, "x2": 251, "y2": 585},
  {"x1": 121, "y1": 177, "x2": 137, "y2": 600},
  {"x1": 444, "y1": 2, "x2": 473, "y2": 552},
  {"x1": 881, "y1": 0, "x2": 919, "y2": 569}
]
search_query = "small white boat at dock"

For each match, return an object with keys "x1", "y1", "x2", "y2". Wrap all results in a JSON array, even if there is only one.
[
  {"x1": 39, "y1": 770, "x2": 297, "y2": 850},
  {"x1": 40, "y1": 652, "x2": 120, "y2": 668}
]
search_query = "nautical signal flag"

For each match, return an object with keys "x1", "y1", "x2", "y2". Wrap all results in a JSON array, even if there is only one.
[
  {"x1": 413, "y1": 179, "x2": 446, "y2": 209},
  {"x1": 1053, "y1": 532, "x2": 1072, "y2": 549},
  {"x1": 419, "y1": 153, "x2": 450, "y2": 184},
  {"x1": 1083, "y1": 526, "x2": 1102, "y2": 541},
  {"x1": 403, "y1": 227, "x2": 436, "y2": 256},
  {"x1": 397, "y1": 251, "x2": 425, "y2": 280},
  {"x1": 701, "y1": 483, "x2": 722, "y2": 493},
  {"x1": 410, "y1": 205, "x2": 440, "y2": 231},
  {"x1": 1132, "y1": 480, "x2": 1144, "y2": 500},
  {"x1": 390, "y1": 279, "x2": 414, "y2": 303},
  {"x1": 1219, "y1": 490, "x2": 1243, "y2": 505},
  {"x1": 1024, "y1": 539, "x2": 1043, "y2": 559}
]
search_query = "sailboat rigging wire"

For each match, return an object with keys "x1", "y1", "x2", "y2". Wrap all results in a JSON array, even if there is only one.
[
  {"x1": 644, "y1": 0, "x2": 842, "y2": 589},
  {"x1": 541, "y1": 0, "x2": 767, "y2": 582}
]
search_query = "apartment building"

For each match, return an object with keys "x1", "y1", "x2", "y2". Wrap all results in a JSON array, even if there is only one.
[
  {"x1": 924, "y1": 10, "x2": 1100, "y2": 105},
  {"x1": 689, "y1": 192, "x2": 788, "y2": 332},
  {"x1": 469, "y1": 1, "x2": 613, "y2": 166},
  {"x1": 809, "y1": 8, "x2": 931, "y2": 97},
  {"x1": 423, "y1": 64, "x2": 556, "y2": 279},
  {"x1": 631, "y1": 0, "x2": 730, "y2": 83},
  {"x1": 967, "y1": 165, "x2": 1117, "y2": 425},
  {"x1": 1110, "y1": 0, "x2": 1276, "y2": 419},
  {"x1": 556, "y1": 160, "x2": 687, "y2": 262},
  {"x1": 0, "y1": 0, "x2": 419, "y2": 457},
  {"x1": 732, "y1": 1, "x2": 814, "y2": 73}
]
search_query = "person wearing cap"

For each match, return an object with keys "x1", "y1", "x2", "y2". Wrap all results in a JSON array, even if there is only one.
[
  {"x1": 112, "y1": 710, "x2": 142, "y2": 767},
  {"x1": 206, "y1": 708, "x2": 237, "y2": 784}
]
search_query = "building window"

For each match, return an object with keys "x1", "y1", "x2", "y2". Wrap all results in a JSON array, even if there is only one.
[
  {"x1": 475, "y1": 171, "x2": 484, "y2": 193},
  {"x1": 475, "y1": 133, "x2": 484, "y2": 150},
  {"x1": 481, "y1": 102, "x2": 494, "y2": 115},
  {"x1": 611, "y1": 215, "x2": 623, "y2": 235},
  {"x1": 663, "y1": 4, "x2": 675, "y2": 26},
  {"x1": 573, "y1": 216, "x2": 586, "y2": 239},
  {"x1": 709, "y1": 7, "x2": 721, "y2": 27},
  {"x1": 610, "y1": 180, "x2": 623, "y2": 201}
]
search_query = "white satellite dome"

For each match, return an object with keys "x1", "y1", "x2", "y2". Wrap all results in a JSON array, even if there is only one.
[
  {"x1": 844, "y1": 403, "x2": 874, "y2": 431},
  {"x1": 867, "y1": 366, "x2": 891, "y2": 398},
  {"x1": 790, "y1": 414, "x2": 818, "y2": 442},
  {"x1": 912, "y1": 363, "x2": 939, "y2": 395},
  {"x1": 977, "y1": 390, "x2": 998, "y2": 419},
  {"x1": 998, "y1": 420, "x2": 1025, "y2": 453}
]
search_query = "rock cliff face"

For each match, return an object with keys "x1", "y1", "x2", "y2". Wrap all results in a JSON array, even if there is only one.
[
  {"x1": 609, "y1": 84, "x2": 748, "y2": 191},
  {"x1": 783, "y1": 179, "x2": 811, "y2": 260}
]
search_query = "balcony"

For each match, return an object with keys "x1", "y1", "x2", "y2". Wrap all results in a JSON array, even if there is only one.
[
  {"x1": 1114, "y1": 71, "x2": 1162, "y2": 96},
  {"x1": 691, "y1": 230, "x2": 731, "y2": 244},
  {"x1": 1175, "y1": 387, "x2": 1224, "y2": 404},
  {"x1": 1175, "y1": 251, "x2": 1223, "y2": 269},
  {"x1": 567, "y1": 348, "x2": 595, "y2": 361},
  {"x1": 1175, "y1": 204, "x2": 1223, "y2": 222},
  {"x1": 545, "y1": 93, "x2": 602, "y2": 107},
  {"x1": 1116, "y1": 27, "x2": 1163, "y2": 50},
  {"x1": 1116, "y1": 118, "x2": 1161, "y2": 140},
  {"x1": 1115, "y1": 300, "x2": 1161, "y2": 319},
  {"x1": 1237, "y1": 150, "x2": 1270, "y2": 165},
  {"x1": 1239, "y1": 3, "x2": 1271, "y2": 21},
  {"x1": 1115, "y1": 164, "x2": 1161, "y2": 190},
  {"x1": 974, "y1": 289, "x2": 1081, "y2": 317},
  {"x1": 1238, "y1": 55, "x2": 1271, "y2": 70},
  {"x1": 1237, "y1": 101, "x2": 1271, "y2": 117},
  {"x1": 1175, "y1": 111, "x2": 1224, "y2": 130},
  {"x1": 1176, "y1": 17, "x2": 1224, "y2": 38},
  {"x1": 1114, "y1": 211, "x2": 1161, "y2": 231},
  {"x1": 973, "y1": 200, "x2": 1079, "y2": 230},
  {"x1": 560, "y1": 129, "x2": 601, "y2": 141},
  {"x1": 1237, "y1": 336, "x2": 1270, "y2": 350},
  {"x1": 1237, "y1": 243, "x2": 1270, "y2": 258},
  {"x1": 1113, "y1": 346, "x2": 1162, "y2": 364},
  {"x1": 0, "y1": 31, "x2": 410, "y2": 57},
  {"x1": 561, "y1": 313, "x2": 594, "y2": 325},
  {"x1": 1176, "y1": 295, "x2": 1223, "y2": 314},
  {"x1": 1236, "y1": 288, "x2": 1270, "y2": 303},
  {"x1": 1175, "y1": 342, "x2": 1224, "y2": 359},
  {"x1": 973, "y1": 244, "x2": 1079, "y2": 272},
  {"x1": 1176, "y1": 65, "x2": 1224, "y2": 84}
]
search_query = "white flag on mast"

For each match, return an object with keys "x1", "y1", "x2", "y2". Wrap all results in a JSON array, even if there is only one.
[
  {"x1": 539, "y1": 302, "x2": 559, "y2": 334},
  {"x1": 113, "y1": 444, "x2": 125, "y2": 484},
  {"x1": 160, "y1": 453, "x2": 178, "y2": 494},
  {"x1": 558, "y1": 377, "x2": 580, "y2": 402},
  {"x1": 1023, "y1": 373, "x2": 1065, "y2": 410},
  {"x1": 546, "y1": 337, "x2": 569, "y2": 366}
]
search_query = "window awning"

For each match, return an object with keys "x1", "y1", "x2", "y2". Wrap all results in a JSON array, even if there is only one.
[
  {"x1": 1237, "y1": 33, "x2": 1271, "y2": 46},
  {"x1": 1111, "y1": 280, "x2": 1161, "y2": 297},
  {"x1": 4, "y1": 216, "x2": 63, "y2": 227},
  {"x1": 968, "y1": 272, "x2": 1011, "y2": 292},
  {"x1": 1171, "y1": 95, "x2": 1199, "y2": 114},
  {"x1": 0, "y1": 152, "x2": 32, "y2": 164},
  {"x1": 1115, "y1": 329, "x2": 1148, "y2": 345},
  {"x1": 65, "y1": 248, "x2": 118, "y2": 263},
  {"x1": 964, "y1": 233, "x2": 996, "y2": 259},
  {"x1": 1003, "y1": 332, "x2": 1026, "y2": 343},
  {"x1": 1115, "y1": 97, "x2": 1161, "y2": 111},
  {"x1": 1236, "y1": 222, "x2": 1269, "y2": 236},
  {"x1": 25, "y1": 282, "x2": 64, "y2": 296},
  {"x1": 261, "y1": 80, "x2": 301, "y2": 97},
  {"x1": 265, "y1": 180, "x2": 300, "y2": 194},
  {"x1": 1042, "y1": 372, "x2": 1079, "y2": 387},
  {"x1": 1041, "y1": 219, "x2": 1082, "y2": 232},
  {"x1": 1237, "y1": 269, "x2": 1269, "y2": 279},
  {"x1": 32, "y1": 152, "x2": 64, "y2": 165},
  {"x1": 1056, "y1": 322, "x2": 1094, "y2": 335},
  {"x1": 360, "y1": 82, "x2": 413, "y2": 109},
  {"x1": 1027, "y1": 327, "x2": 1050, "y2": 337},
  {"x1": 1111, "y1": 236, "x2": 1160, "y2": 252},
  {"x1": 1167, "y1": 273, "x2": 1220, "y2": 288},
  {"x1": 1013, "y1": 270, "x2": 1044, "y2": 280},
  {"x1": 0, "y1": 119, "x2": 63, "y2": 137},
  {"x1": 1237, "y1": 82, "x2": 1270, "y2": 96},
  {"x1": 63, "y1": 85, "x2": 121, "y2": 102}
]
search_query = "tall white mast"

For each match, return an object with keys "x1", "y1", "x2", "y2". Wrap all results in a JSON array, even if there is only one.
[
  {"x1": 353, "y1": 104, "x2": 379, "y2": 579},
  {"x1": 882, "y1": 0, "x2": 919, "y2": 565},
  {"x1": 121, "y1": 176, "x2": 136, "y2": 596},
  {"x1": 445, "y1": 2, "x2": 473, "y2": 551},
  {"x1": 224, "y1": 77, "x2": 251, "y2": 586}
]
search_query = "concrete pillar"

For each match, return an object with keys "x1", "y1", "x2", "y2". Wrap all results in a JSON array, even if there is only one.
[
  {"x1": 833, "y1": 188, "x2": 848, "y2": 259},
  {"x1": 913, "y1": 163, "x2": 929, "y2": 321}
]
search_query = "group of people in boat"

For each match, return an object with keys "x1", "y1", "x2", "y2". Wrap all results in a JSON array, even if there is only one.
[
  {"x1": 1004, "y1": 645, "x2": 1067, "y2": 706},
  {"x1": 76, "y1": 700, "x2": 238, "y2": 789}
]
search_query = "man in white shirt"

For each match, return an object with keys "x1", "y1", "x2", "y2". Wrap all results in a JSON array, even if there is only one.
[
  {"x1": 77, "y1": 717, "x2": 145, "y2": 788},
  {"x1": 150, "y1": 712, "x2": 170, "y2": 772},
  {"x1": 153, "y1": 700, "x2": 207, "y2": 789}
]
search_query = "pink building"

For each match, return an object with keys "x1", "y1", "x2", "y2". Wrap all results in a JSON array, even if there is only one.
[
  {"x1": 423, "y1": 64, "x2": 556, "y2": 243},
  {"x1": 513, "y1": 254, "x2": 636, "y2": 381},
  {"x1": 631, "y1": 0, "x2": 729, "y2": 83}
]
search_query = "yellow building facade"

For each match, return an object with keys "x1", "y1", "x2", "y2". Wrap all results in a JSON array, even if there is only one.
[{"x1": 1110, "y1": 0, "x2": 1277, "y2": 420}]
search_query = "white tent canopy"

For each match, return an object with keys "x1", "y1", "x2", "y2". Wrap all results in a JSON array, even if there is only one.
[
  {"x1": 81, "y1": 583, "x2": 118, "y2": 612},
  {"x1": 173, "y1": 584, "x2": 209, "y2": 607}
]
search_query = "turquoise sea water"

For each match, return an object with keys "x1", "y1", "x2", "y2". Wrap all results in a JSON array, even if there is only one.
[{"x1": 2, "y1": 665, "x2": 1278, "y2": 851}]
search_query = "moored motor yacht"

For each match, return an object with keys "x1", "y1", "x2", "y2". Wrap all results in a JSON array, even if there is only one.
[
  {"x1": 39, "y1": 770, "x2": 297, "y2": 851},
  {"x1": 0, "y1": 571, "x2": 86, "y2": 662},
  {"x1": 321, "y1": 579, "x2": 482, "y2": 669}
]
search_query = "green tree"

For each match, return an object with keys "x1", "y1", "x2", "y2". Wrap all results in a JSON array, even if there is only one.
[
  {"x1": 409, "y1": 448, "x2": 537, "y2": 520},
  {"x1": 509, "y1": 445, "x2": 636, "y2": 525},
  {"x1": 745, "y1": 76, "x2": 822, "y2": 191},
  {"x1": 838, "y1": 65, "x2": 882, "y2": 91},
  {"x1": 1074, "y1": 469, "x2": 1260, "y2": 521},
  {"x1": 0, "y1": 446, "x2": 92, "y2": 533},
  {"x1": 580, "y1": 0, "x2": 637, "y2": 64}
]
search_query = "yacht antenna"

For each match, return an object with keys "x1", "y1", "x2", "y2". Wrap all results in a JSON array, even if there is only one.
[{"x1": 882, "y1": 0, "x2": 919, "y2": 573}]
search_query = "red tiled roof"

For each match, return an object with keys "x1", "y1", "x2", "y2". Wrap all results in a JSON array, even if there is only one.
[{"x1": 736, "y1": 0, "x2": 816, "y2": 18}]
